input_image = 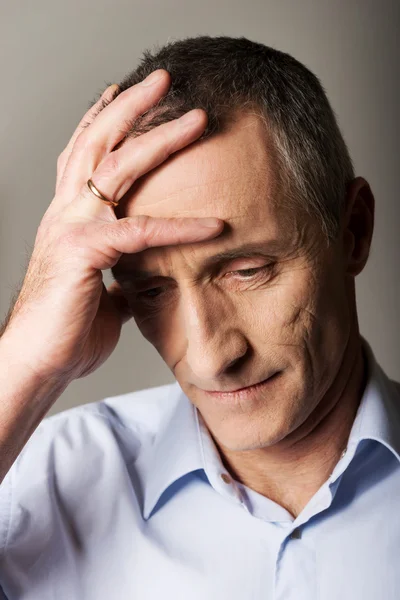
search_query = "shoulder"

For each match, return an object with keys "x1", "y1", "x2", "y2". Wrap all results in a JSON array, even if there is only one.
[
  {"x1": 1, "y1": 381, "x2": 178, "y2": 499},
  {"x1": 0, "y1": 381, "x2": 180, "y2": 562}
]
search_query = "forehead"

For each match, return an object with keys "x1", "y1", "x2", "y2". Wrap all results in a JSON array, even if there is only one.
[{"x1": 118, "y1": 113, "x2": 283, "y2": 229}]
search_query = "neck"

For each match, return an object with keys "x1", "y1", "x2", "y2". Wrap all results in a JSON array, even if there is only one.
[{"x1": 215, "y1": 333, "x2": 368, "y2": 519}]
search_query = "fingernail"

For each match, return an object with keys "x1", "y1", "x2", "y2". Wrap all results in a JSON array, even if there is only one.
[
  {"x1": 103, "y1": 84, "x2": 119, "y2": 97},
  {"x1": 141, "y1": 70, "x2": 165, "y2": 87},
  {"x1": 198, "y1": 218, "x2": 222, "y2": 228}
]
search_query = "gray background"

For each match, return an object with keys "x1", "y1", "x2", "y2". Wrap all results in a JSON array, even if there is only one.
[{"x1": 1, "y1": 0, "x2": 399, "y2": 417}]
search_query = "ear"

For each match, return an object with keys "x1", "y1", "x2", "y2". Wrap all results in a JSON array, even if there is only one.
[{"x1": 341, "y1": 177, "x2": 375, "y2": 277}]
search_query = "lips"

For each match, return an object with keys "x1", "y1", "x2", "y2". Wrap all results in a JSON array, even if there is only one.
[{"x1": 204, "y1": 372, "x2": 279, "y2": 395}]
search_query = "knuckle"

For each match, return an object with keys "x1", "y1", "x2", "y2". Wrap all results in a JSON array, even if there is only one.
[
  {"x1": 135, "y1": 129, "x2": 172, "y2": 163},
  {"x1": 36, "y1": 218, "x2": 51, "y2": 240},
  {"x1": 55, "y1": 220, "x2": 90, "y2": 251},
  {"x1": 117, "y1": 87, "x2": 137, "y2": 104},
  {"x1": 104, "y1": 219, "x2": 126, "y2": 240},
  {"x1": 58, "y1": 227, "x2": 82, "y2": 249},
  {"x1": 128, "y1": 215, "x2": 150, "y2": 244},
  {"x1": 132, "y1": 214, "x2": 150, "y2": 232},
  {"x1": 99, "y1": 219, "x2": 127, "y2": 246},
  {"x1": 74, "y1": 131, "x2": 95, "y2": 154},
  {"x1": 98, "y1": 152, "x2": 121, "y2": 176},
  {"x1": 129, "y1": 138, "x2": 147, "y2": 162},
  {"x1": 157, "y1": 128, "x2": 174, "y2": 157}
]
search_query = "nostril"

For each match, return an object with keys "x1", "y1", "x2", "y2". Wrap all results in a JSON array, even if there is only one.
[{"x1": 226, "y1": 352, "x2": 247, "y2": 373}]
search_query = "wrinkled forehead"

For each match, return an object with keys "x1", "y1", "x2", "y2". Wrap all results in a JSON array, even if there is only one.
[{"x1": 117, "y1": 113, "x2": 283, "y2": 229}]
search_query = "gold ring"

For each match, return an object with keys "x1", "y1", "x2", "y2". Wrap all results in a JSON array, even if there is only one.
[{"x1": 86, "y1": 179, "x2": 118, "y2": 207}]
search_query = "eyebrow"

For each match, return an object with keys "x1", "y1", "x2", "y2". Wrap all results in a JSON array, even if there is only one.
[{"x1": 112, "y1": 240, "x2": 284, "y2": 281}]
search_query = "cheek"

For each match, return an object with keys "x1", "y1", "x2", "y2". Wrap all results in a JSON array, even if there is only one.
[
  {"x1": 243, "y1": 272, "x2": 320, "y2": 343},
  {"x1": 256, "y1": 265, "x2": 351, "y2": 380},
  {"x1": 134, "y1": 279, "x2": 317, "y2": 355},
  {"x1": 244, "y1": 266, "x2": 348, "y2": 368},
  {"x1": 134, "y1": 308, "x2": 186, "y2": 367},
  {"x1": 135, "y1": 314, "x2": 172, "y2": 348},
  {"x1": 133, "y1": 264, "x2": 349, "y2": 367}
]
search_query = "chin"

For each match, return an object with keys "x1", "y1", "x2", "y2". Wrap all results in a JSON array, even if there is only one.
[
  {"x1": 190, "y1": 370, "x2": 310, "y2": 452},
  {"x1": 201, "y1": 410, "x2": 292, "y2": 453}
]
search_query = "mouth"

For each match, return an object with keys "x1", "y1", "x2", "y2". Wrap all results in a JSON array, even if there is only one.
[{"x1": 203, "y1": 371, "x2": 280, "y2": 401}]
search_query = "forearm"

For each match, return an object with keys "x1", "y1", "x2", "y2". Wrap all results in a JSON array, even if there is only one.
[{"x1": 0, "y1": 333, "x2": 70, "y2": 484}]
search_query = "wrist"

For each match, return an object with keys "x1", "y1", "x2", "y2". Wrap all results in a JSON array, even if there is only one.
[{"x1": 0, "y1": 330, "x2": 70, "y2": 412}]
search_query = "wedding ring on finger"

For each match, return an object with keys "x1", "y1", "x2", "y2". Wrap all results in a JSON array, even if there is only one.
[{"x1": 86, "y1": 178, "x2": 119, "y2": 207}]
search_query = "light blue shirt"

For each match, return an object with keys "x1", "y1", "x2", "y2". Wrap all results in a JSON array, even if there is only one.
[{"x1": 0, "y1": 335, "x2": 399, "y2": 599}]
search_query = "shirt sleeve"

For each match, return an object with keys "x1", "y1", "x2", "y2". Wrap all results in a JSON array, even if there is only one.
[
  {"x1": 0, "y1": 466, "x2": 13, "y2": 554},
  {"x1": 0, "y1": 399, "x2": 143, "y2": 599},
  {"x1": 0, "y1": 411, "x2": 80, "y2": 596},
  {"x1": 0, "y1": 463, "x2": 14, "y2": 599}
]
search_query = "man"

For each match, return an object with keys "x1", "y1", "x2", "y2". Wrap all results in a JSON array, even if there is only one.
[{"x1": 0, "y1": 35, "x2": 398, "y2": 599}]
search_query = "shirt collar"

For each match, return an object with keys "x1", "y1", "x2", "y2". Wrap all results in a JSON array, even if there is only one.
[
  {"x1": 140, "y1": 335, "x2": 400, "y2": 520},
  {"x1": 140, "y1": 382, "x2": 204, "y2": 520},
  {"x1": 339, "y1": 335, "x2": 400, "y2": 465}
]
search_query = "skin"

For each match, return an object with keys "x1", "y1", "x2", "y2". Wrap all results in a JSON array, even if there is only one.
[
  {"x1": 112, "y1": 111, "x2": 375, "y2": 519},
  {"x1": 0, "y1": 70, "x2": 226, "y2": 484}
]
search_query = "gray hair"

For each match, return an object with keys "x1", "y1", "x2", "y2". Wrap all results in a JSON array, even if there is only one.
[{"x1": 95, "y1": 35, "x2": 355, "y2": 245}]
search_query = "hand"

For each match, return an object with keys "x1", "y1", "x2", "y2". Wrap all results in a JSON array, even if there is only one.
[{"x1": 2, "y1": 70, "x2": 223, "y2": 386}]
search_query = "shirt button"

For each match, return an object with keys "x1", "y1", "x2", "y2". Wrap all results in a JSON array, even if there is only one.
[
  {"x1": 341, "y1": 448, "x2": 347, "y2": 458},
  {"x1": 220, "y1": 473, "x2": 232, "y2": 484},
  {"x1": 290, "y1": 528, "x2": 301, "y2": 540}
]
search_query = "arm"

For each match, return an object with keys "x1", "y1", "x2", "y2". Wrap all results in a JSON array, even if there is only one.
[
  {"x1": 0, "y1": 333, "x2": 70, "y2": 484},
  {"x1": 0, "y1": 71, "x2": 222, "y2": 485}
]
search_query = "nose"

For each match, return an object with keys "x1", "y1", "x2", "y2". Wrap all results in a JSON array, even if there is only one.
[{"x1": 182, "y1": 286, "x2": 248, "y2": 381}]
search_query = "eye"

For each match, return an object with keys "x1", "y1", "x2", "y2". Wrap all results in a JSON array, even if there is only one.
[
  {"x1": 138, "y1": 287, "x2": 163, "y2": 298},
  {"x1": 230, "y1": 265, "x2": 272, "y2": 279},
  {"x1": 131, "y1": 264, "x2": 274, "y2": 306}
]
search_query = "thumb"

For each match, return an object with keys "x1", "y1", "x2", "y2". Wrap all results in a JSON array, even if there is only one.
[{"x1": 105, "y1": 281, "x2": 133, "y2": 326}]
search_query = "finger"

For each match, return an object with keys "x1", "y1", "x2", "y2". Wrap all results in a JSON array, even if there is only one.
[
  {"x1": 80, "y1": 215, "x2": 224, "y2": 271},
  {"x1": 65, "y1": 109, "x2": 208, "y2": 219},
  {"x1": 109, "y1": 215, "x2": 224, "y2": 255},
  {"x1": 57, "y1": 70, "x2": 171, "y2": 201},
  {"x1": 55, "y1": 83, "x2": 120, "y2": 194},
  {"x1": 106, "y1": 281, "x2": 133, "y2": 325}
]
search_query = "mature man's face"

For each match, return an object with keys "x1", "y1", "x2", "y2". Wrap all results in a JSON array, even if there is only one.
[{"x1": 115, "y1": 113, "x2": 353, "y2": 451}]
